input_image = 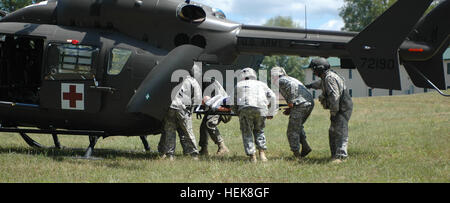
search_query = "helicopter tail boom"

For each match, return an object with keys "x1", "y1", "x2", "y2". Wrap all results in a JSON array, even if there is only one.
[
  {"x1": 237, "y1": 0, "x2": 449, "y2": 91},
  {"x1": 236, "y1": 25, "x2": 356, "y2": 58}
]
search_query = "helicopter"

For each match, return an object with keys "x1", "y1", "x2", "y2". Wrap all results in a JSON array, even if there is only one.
[{"x1": 0, "y1": 0, "x2": 448, "y2": 158}]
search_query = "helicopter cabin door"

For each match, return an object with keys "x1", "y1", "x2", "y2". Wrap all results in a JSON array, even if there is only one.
[
  {"x1": 0, "y1": 34, "x2": 44, "y2": 106},
  {"x1": 40, "y1": 42, "x2": 102, "y2": 113}
]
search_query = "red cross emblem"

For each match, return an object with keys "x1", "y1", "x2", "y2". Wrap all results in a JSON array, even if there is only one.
[{"x1": 61, "y1": 83, "x2": 84, "y2": 110}]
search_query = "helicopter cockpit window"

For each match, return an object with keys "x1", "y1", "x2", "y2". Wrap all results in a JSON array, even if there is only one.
[
  {"x1": 108, "y1": 48, "x2": 132, "y2": 75},
  {"x1": 58, "y1": 44, "x2": 94, "y2": 74},
  {"x1": 178, "y1": 4, "x2": 206, "y2": 23},
  {"x1": 46, "y1": 43, "x2": 98, "y2": 80}
]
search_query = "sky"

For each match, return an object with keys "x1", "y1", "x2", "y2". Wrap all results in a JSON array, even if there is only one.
[{"x1": 193, "y1": 0, "x2": 345, "y2": 30}]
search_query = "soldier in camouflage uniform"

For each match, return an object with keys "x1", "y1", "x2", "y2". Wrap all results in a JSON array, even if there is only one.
[
  {"x1": 198, "y1": 79, "x2": 230, "y2": 156},
  {"x1": 233, "y1": 68, "x2": 278, "y2": 162},
  {"x1": 158, "y1": 65, "x2": 202, "y2": 161},
  {"x1": 306, "y1": 58, "x2": 353, "y2": 163},
  {"x1": 271, "y1": 67, "x2": 314, "y2": 159}
]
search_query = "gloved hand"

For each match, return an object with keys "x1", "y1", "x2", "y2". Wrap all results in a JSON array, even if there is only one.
[
  {"x1": 305, "y1": 84, "x2": 313, "y2": 89},
  {"x1": 319, "y1": 95, "x2": 329, "y2": 109}
]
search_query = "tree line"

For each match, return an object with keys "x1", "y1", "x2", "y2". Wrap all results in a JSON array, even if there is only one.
[{"x1": 1, "y1": 0, "x2": 44, "y2": 13}]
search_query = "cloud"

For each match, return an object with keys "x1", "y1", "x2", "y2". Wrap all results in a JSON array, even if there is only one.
[
  {"x1": 193, "y1": 0, "x2": 234, "y2": 13},
  {"x1": 194, "y1": 0, "x2": 345, "y2": 30},
  {"x1": 319, "y1": 19, "x2": 345, "y2": 30}
]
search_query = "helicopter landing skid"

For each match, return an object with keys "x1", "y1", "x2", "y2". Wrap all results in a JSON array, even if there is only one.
[{"x1": 0, "y1": 127, "x2": 106, "y2": 159}]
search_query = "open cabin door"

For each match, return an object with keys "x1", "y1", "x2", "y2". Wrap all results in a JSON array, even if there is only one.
[
  {"x1": 40, "y1": 42, "x2": 102, "y2": 112},
  {"x1": 0, "y1": 34, "x2": 44, "y2": 107}
]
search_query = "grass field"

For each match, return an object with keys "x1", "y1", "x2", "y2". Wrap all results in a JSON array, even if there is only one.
[{"x1": 0, "y1": 91, "x2": 448, "y2": 183}]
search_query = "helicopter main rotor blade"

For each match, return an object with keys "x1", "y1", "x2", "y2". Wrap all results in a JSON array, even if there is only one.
[{"x1": 126, "y1": 45, "x2": 204, "y2": 121}]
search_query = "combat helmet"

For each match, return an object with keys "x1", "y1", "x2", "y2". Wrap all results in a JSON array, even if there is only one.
[
  {"x1": 239, "y1": 67, "x2": 257, "y2": 81},
  {"x1": 271, "y1": 66, "x2": 287, "y2": 77},
  {"x1": 309, "y1": 58, "x2": 330, "y2": 76}
]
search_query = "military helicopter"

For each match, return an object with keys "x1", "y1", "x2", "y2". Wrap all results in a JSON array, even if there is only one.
[{"x1": 0, "y1": 0, "x2": 448, "y2": 158}]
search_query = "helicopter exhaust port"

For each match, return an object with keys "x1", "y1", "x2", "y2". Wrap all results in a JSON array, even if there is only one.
[{"x1": 177, "y1": 4, "x2": 206, "y2": 23}]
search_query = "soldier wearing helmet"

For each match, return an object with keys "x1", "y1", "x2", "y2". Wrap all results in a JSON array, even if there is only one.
[
  {"x1": 158, "y1": 63, "x2": 203, "y2": 161},
  {"x1": 233, "y1": 67, "x2": 278, "y2": 163},
  {"x1": 306, "y1": 58, "x2": 353, "y2": 164},
  {"x1": 271, "y1": 66, "x2": 314, "y2": 160}
]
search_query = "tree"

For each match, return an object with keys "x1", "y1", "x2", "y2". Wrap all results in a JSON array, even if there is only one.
[
  {"x1": 260, "y1": 16, "x2": 308, "y2": 82},
  {"x1": 339, "y1": 0, "x2": 441, "y2": 32},
  {"x1": 264, "y1": 16, "x2": 301, "y2": 29},
  {"x1": 0, "y1": 0, "x2": 43, "y2": 13},
  {"x1": 339, "y1": 0, "x2": 395, "y2": 32}
]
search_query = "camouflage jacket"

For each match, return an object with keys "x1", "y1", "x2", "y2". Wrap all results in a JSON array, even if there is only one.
[
  {"x1": 278, "y1": 76, "x2": 314, "y2": 106},
  {"x1": 234, "y1": 79, "x2": 278, "y2": 117},
  {"x1": 310, "y1": 70, "x2": 353, "y2": 115},
  {"x1": 170, "y1": 76, "x2": 202, "y2": 110}
]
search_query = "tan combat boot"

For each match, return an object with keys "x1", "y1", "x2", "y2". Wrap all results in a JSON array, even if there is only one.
[
  {"x1": 216, "y1": 142, "x2": 230, "y2": 155},
  {"x1": 259, "y1": 150, "x2": 268, "y2": 162},
  {"x1": 331, "y1": 158, "x2": 343, "y2": 164},
  {"x1": 331, "y1": 158, "x2": 346, "y2": 164},
  {"x1": 161, "y1": 154, "x2": 175, "y2": 161},
  {"x1": 249, "y1": 154, "x2": 257, "y2": 163},
  {"x1": 192, "y1": 153, "x2": 199, "y2": 161}
]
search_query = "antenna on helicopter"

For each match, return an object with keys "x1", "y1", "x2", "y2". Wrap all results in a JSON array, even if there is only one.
[{"x1": 304, "y1": 3, "x2": 308, "y2": 39}]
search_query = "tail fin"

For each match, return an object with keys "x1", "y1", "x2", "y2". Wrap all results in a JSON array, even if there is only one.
[
  {"x1": 402, "y1": 0, "x2": 450, "y2": 90},
  {"x1": 347, "y1": 0, "x2": 434, "y2": 90}
]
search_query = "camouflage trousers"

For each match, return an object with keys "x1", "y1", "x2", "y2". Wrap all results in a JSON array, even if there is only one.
[
  {"x1": 329, "y1": 109, "x2": 352, "y2": 159},
  {"x1": 238, "y1": 107, "x2": 267, "y2": 156},
  {"x1": 199, "y1": 114, "x2": 224, "y2": 148},
  {"x1": 158, "y1": 108, "x2": 199, "y2": 156},
  {"x1": 287, "y1": 103, "x2": 314, "y2": 152}
]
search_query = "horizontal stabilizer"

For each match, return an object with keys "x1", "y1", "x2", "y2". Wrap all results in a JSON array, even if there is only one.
[
  {"x1": 404, "y1": 40, "x2": 448, "y2": 90},
  {"x1": 401, "y1": 0, "x2": 450, "y2": 90}
]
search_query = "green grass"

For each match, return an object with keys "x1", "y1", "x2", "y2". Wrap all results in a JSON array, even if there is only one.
[{"x1": 0, "y1": 91, "x2": 449, "y2": 183}]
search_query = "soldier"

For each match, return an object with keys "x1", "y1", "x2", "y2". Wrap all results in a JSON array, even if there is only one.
[
  {"x1": 198, "y1": 79, "x2": 230, "y2": 156},
  {"x1": 305, "y1": 58, "x2": 353, "y2": 164},
  {"x1": 271, "y1": 66, "x2": 314, "y2": 160},
  {"x1": 158, "y1": 65, "x2": 202, "y2": 161},
  {"x1": 233, "y1": 68, "x2": 278, "y2": 163}
]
